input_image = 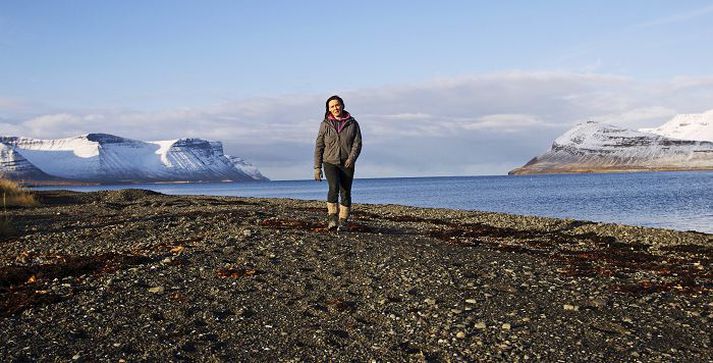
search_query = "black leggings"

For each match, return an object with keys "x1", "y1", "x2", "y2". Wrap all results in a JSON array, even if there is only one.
[{"x1": 323, "y1": 162, "x2": 354, "y2": 207}]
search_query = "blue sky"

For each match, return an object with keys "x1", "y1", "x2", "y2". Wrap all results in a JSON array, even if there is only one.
[{"x1": 2, "y1": 1, "x2": 713, "y2": 179}]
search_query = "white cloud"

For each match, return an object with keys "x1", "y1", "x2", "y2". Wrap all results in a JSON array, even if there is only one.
[
  {"x1": 367, "y1": 112, "x2": 433, "y2": 120},
  {"x1": 23, "y1": 113, "x2": 92, "y2": 136},
  {"x1": 634, "y1": 4, "x2": 713, "y2": 29},
  {"x1": 0, "y1": 122, "x2": 24, "y2": 136},
  {"x1": 589, "y1": 106, "x2": 678, "y2": 129},
  {"x1": 3, "y1": 71, "x2": 713, "y2": 179},
  {"x1": 465, "y1": 114, "x2": 553, "y2": 132},
  {"x1": 670, "y1": 76, "x2": 713, "y2": 90},
  {"x1": 0, "y1": 96, "x2": 26, "y2": 111}
]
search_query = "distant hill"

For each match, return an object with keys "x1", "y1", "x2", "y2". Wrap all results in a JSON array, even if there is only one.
[
  {"x1": 0, "y1": 133, "x2": 269, "y2": 184},
  {"x1": 640, "y1": 109, "x2": 713, "y2": 142},
  {"x1": 509, "y1": 110, "x2": 713, "y2": 175}
]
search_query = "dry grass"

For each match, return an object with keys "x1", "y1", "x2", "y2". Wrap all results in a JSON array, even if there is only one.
[{"x1": 0, "y1": 177, "x2": 37, "y2": 207}]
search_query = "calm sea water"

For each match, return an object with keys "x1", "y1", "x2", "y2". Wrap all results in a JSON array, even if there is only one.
[{"x1": 34, "y1": 172, "x2": 713, "y2": 234}]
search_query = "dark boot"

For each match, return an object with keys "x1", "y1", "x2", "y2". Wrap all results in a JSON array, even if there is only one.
[{"x1": 337, "y1": 205, "x2": 350, "y2": 231}]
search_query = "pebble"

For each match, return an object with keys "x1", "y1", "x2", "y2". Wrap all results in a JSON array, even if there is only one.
[
  {"x1": 474, "y1": 322, "x2": 487, "y2": 330},
  {"x1": 148, "y1": 286, "x2": 165, "y2": 294},
  {"x1": 563, "y1": 304, "x2": 578, "y2": 311},
  {"x1": 424, "y1": 298, "x2": 437, "y2": 305},
  {"x1": 589, "y1": 298, "x2": 607, "y2": 309},
  {"x1": 502, "y1": 323, "x2": 511, "y2": 330},
  {"x1": 465, "y1": 299, "x2": 477, "y2": 304},
  {"x1": 456, "y1": 331, "x2": 466, "y2": 339},
  {"x1": 590, "y1": 321, "x2": 630, "y2": 335}
]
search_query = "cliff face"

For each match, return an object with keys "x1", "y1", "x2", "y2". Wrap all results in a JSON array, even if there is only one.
[
  {"x1": 0, "y1": 142, "x2": 61, "y2": 182},
  {"x1": 0, "y1": 133, "x2": 268, "y2": 184},
  {"x1": 509, "y1": 121, "x2": 713, "y2": 175}
]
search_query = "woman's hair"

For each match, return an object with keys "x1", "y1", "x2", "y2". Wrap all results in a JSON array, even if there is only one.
[{"x1": 324, "y1": 95, "x2": 345, "y2": 118}]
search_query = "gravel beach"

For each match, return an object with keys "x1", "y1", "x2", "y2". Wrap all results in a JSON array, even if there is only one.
[{"x1": 2, "y1": 189, "x2": 711, "y2": 362}]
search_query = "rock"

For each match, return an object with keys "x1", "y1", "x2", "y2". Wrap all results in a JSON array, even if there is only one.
[
  {"x1": 502, "y1": 323, "x2": 511, "y2": 330},
  {"x1": 456, "y1": 331, "x2": 466, "y2": 339},
  {"x1": 563, "y1": 304, "x2": 578, "y2": 311},
  {"x1": 590, "y1": 321, "x2": 630, "y2": 335},
  {"x1": 148, "y1": 286, "x2": 165, "y2": 294},
  {"x1": 474, "y1": 322, "x2": 487, "y2": 330},
  {"x1": 465, "y1": 299, "x2": 477, "y2": 304},
  {"x1": 494, "y1": 284, "x2": 517, "y2": 293},
  {"x1": 424, "y1": 298, "x2": 437, "y2": 305},
  {"x1": 583, "y1": 298, "x2": 607, "y2": 309}
]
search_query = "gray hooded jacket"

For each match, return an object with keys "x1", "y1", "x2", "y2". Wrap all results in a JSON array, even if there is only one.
[{"x1": 314, "y1": 116, "x2": 362, "y2": 168}]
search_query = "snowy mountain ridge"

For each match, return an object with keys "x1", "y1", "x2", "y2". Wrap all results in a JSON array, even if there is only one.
[
  {"x1": 0, "y1": 133, "x2": 268, "y2": 184},
  {"x1": 509, "y1": 110, "x2": 713, "y2": 175},
  {"x1": 639, "y1": 109, "x2": 713, "y2": 142}
]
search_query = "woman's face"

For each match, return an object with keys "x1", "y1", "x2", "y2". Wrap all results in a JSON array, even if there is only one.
[{"x1": 328, "y1": 99, "x2": 343, "y2": 118}]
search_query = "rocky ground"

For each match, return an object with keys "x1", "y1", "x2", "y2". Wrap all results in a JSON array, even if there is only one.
[{"x1": 1, "y1": 189, "x2": 711, "y2": 362}]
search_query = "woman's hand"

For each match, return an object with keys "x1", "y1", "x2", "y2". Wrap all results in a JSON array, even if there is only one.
[{"x1": 314, "y1": 168, "x2": 323, "y2": 181}]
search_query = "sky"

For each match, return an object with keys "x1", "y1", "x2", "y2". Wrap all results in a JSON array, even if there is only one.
[{"x1": 2, "y1": 1, "x2": 713, "y2": 180}]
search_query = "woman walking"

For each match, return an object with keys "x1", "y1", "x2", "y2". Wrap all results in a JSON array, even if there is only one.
[{"x1": 314, "y1": 95, "x2": 363, "y2": 231}]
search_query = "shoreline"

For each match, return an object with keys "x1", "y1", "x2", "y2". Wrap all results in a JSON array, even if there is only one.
[
  {"x1": 2, "y1": 189, "x2": 711, "y2": 361},
  {"x1": 21, "y1": 179, "x2": 270, "y2": 187},
  {"x1": 509, "y1": 165, "x2": 713, "y2": 175},
  {"x1": 24, "y1": 171, "x2": 713, "y2": 236}
]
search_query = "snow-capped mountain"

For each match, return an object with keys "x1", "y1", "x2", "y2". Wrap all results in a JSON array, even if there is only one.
[
  {"x1": 509, "y1": 120, "x2": 713, "y2": 175},
  {"x1": 0, "y1": 142, "x2": 62, "y2": 182},
  {"x1": 0, "y1": 133, "x2": 268, "y2": 184},
  {"x1": 639, "y1": 109, "x2": 713, "y2": 142}
]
